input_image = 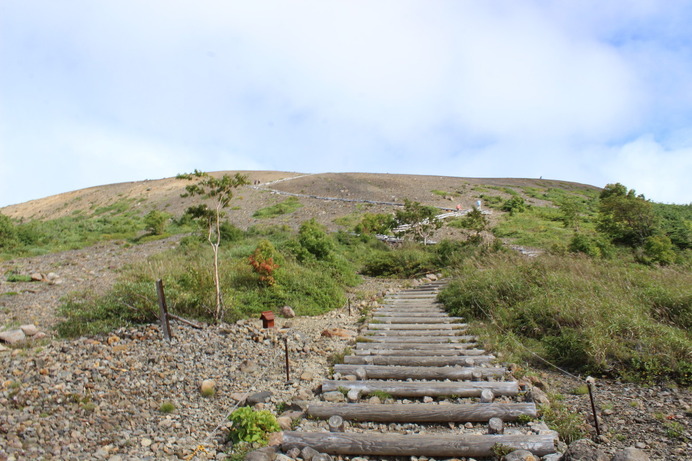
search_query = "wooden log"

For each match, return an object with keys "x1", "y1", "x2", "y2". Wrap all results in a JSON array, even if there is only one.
[
  {"x1": 361, "y1": 335, "x2": 476, "y2": 343},
  {"x1": 279, "y1": 432, "x2": 556, "y2": 457},
  {"x1": 362, "y1": 330, "x2": 466, "y2": 337},
  {"x1": 343, "y1": 356, "x2": 495, "y2": 366},
  {"x1": 321, "y1": 380, "x2": 519, "y2": 397},
  {"x1": 480, "y1": 389, "x2": 495, "y2": 403},
  {"x1": 372, "y1": 317, "x2": 463, "y2": 323},
  {"x1": 373, "y1": 312, "x2": 447, "y2": 317},
  {"x1": 354, "y1": 349, "x2": 486, "y2": 357},
  {"x1": 489, "y1": 417, "x2": 504, "y2": 434},
  {"x1": 367, "y1": 323, "x2": 467, "y2": 330},
  {"x1": 356, "y1": 341, "x2": 477, "y2": 355},
  {"x1": 302, "y1": 402, "x2": 537, "y2": 422},
  {"x1": 328, "y1": 415, "x2": 344, "y2": 432},
  {"x1": 333, "y1": 364, "x2": 507, "y2": 380}
]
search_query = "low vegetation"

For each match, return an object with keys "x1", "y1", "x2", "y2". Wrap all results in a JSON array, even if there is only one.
[{"x1": 438, "y1": 253, "x2": 691, "y2": 385}]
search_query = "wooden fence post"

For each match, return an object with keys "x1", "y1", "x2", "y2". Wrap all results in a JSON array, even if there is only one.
[{"x1": 156, "y1": 279, "x2": 172, "y2": 340}]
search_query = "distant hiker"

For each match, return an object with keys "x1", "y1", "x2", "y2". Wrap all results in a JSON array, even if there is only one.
[{"x1": 456, "y1": 204, "x2": 462, "y2": 211}]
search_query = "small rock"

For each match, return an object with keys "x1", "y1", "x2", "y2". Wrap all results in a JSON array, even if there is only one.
[
  {"x1": 313, "y1": 455, "x2": 333, "y2": 461},
  {"x1": 527, "y1": 386, "x2": 550, "y2": 405},
  {"x1": 504, "y1": 450, "x2": 537, "y2": 461},
  {"x1": 280, "y1": 306, "x2": 296, "y2": 318},
  {"x1": 0, "y1": 344, "x2": 9, "y2": 353},
  {"x1": 200, "y1": 379, "x2": 216, "y2": 396},
  {"x1": 634, "y1": 442, "x2": 647, "y2": 450},
  {"x1": 347, "y1": 389, "x2": 361, "y2": 402},
  {"x1": 423, "y1": 396, "x2": 434, "y2": 403},
  {"x1": 274, "y1": 454, "x2": 293, "y2": 461},
  {"x1": 31, "y1": 272, "x2": 43, "y2": 281},
  {"x1": 300, "y1": 371, "x2": 314, "y2": 381},
  {"x1": 0, "y1": 329, "x2": 26, "y2": 344},
  {"x1": 240, "y1": 360, "x2": 259, "y2": 373},
  {"x1": 322, "y1": 391, "x2": 346, "y2": 403},
  {"x1": 542, "y1": 454, "x2": 563, "y2": 461},
  {"x1": 286, "y1": 447, "x2": 301, "y2": 459},
  {"x1": 247, "y1": 391, "x2": 273, "y2": 405},
  {"x1": 611, "y1": 447, "x2": 650, "y2": 461},
  {"x1": 245, "y1": 447, "x2": 276, "y2": 461},
  {"x1": 276, "y1": 416, "x2": 292, "y2": 431},
  {"x1": 141, "y1": 438, "x2": 152, "y2": 447},
  {"x1": 20, "y1": 324, "x2": 39, "y2": 336},
  {"x1": 320, "y1": 328, "x2": 356, "y2": 339},
  {"x1": 367, "y1": 396, "x2": 381, "y2": 404},
  {"x1": 107, "y1": 335, "x2": 120, "y2": 345},
  {"x1": 301, "y1": 446, "x2": 320, "y2": 461}
]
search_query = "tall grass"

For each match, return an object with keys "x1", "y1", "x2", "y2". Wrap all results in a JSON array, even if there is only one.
[
  {"x1": 439, "y1": 253, "x2": 691, "y2": 384},
  {"x1": 57, "y1": 227, "x2": 364, "y2": 336}
]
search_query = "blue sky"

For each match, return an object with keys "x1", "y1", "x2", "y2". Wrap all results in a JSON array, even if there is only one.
[{"x1": 1, "y1": 0, "x2": 691, "y2": 207}]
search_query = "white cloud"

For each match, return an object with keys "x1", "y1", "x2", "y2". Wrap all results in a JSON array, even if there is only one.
[
  {"x1": 601, "y1": 136, "x2": 692, "y2": 204},
  {"x1": 1, "y1": 0, "x2": 692, "y2": 205}
]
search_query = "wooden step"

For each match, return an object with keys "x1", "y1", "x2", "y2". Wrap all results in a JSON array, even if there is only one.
[
  {"x1": 321, "y1": 380, "x2": 519, "y2": 397},
  {"x1": 343, "y1": 355, "x2": 495, "y2": 366},
  {"x1": 279, "y1": 432, "x2": 556, "y2": 458},
  {"x1": 334, "y1": 364, "x2": 507, "y2": 380},
  {"x1": 353, "y1": 349, "x2": 485, "y2": 357},
  {"x1": 355, "y1": 342, "x2": 477, "y2": 351},
  {"x1": 362, "y1": 330, "x2": 466, "y2": 336},
  {"x1": 372, "y1": 316, "x2": 463, "y2": 323},
  {"x1": 367, "y1": 323, "x2": 467, "y2": 330},
  {"x1": 361, "y1": 335, "x2": 475, "y2": 343},
  {"x1": 302, "y1": 402, "x2": 537, "y2": 422}
]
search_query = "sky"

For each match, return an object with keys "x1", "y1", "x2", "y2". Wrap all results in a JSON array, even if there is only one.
[{"x1": 1, "y1": 0, "x2": 691, "y2": 207}]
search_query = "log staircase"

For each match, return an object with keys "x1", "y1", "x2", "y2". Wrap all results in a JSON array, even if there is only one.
[{"x1": 280, "y1": 281, "x2": 558, "y2": 459}]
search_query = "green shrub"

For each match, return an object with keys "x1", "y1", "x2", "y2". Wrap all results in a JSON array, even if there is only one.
[
  {"x1": 144, "y1": 210, "x2": 170, "y2": 235},
  {"x1": 298, "y1": 219, "x2": 333, "y2": 260},
  {"x1": 502, "y1": 196, "x2": 527, "y2": 215},
  {"x1": 361, "y1": 246, "x2": 434, "y2": 278},
  {"x1": 641, "y1": 235, "x2": 676, "y2": 265},
  {"x1": 228, "y1": 407, "x2": 280, "y2": 445}
]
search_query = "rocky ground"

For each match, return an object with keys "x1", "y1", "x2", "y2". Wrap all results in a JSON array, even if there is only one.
[{"x1": 0, "y1": 237, "x2": 690, "y2": 460}]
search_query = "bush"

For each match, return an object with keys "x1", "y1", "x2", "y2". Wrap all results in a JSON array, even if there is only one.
[
  {"x1": 298, "y1": 219, "x2": 333, "y2": 260},
  {"x1": 502, "y1": 196, "x2": 527, "y2": 215},
  {"x1": 144, "y1": 210, "x2": 170, "y2": 235},
  {"x1": 361, "y1": 246, "x2": 435, "y2": 278},
  {"x1": 228, "y1": 407, "x2": 280, "y2": 445},
  {"x1": 641, "y1": 235, "x2": 676, "y2": 265}
]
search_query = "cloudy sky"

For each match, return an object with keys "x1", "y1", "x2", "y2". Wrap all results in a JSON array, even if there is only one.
[{"x1": 1, "y1": 0, "x2": 691, "y2": 207}]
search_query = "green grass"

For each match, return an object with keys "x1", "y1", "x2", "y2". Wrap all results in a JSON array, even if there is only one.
[
  {"x1": 492, "y1": 206, "x2": 578, "y2": 249},
  {"x1": 438, "y1": 253, "x2": 692, "y2": 385},
  {"x1": 252, "y1": 197, "x2": 303, "y2": 218}
]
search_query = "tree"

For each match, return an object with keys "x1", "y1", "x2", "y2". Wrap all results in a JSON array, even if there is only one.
[
  {"x1": 181, "y1": 171, "x2": 249, "y2": 321},
  {"x1": 597, "y1": 183, "x2": 658, "y2": 247},
  {"x1": 0, "y1": 213, "x2": 18, "y2": 249},
  {"x1": 558, "y1": 197, "x2": 584, "y2": 230},
  {"x1": 394, "y1": 199, "x2": 442, "y2": 244},
  {"x1": 459, "y1": 207, "x2": 488, "y2": 239},
  {"x1": 144, "y1": 210, "x2": 170, "y2": 235},
  {"x1": 501, "y1": 196, "x2": 526, "y2": 216},
  {"x1": 355, "y1": 213, "x2": 396, "y2": 235}
]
